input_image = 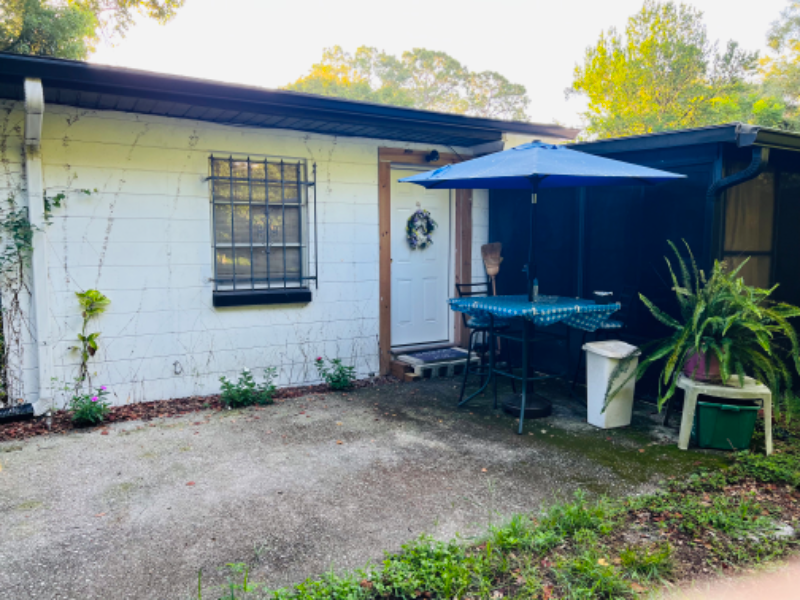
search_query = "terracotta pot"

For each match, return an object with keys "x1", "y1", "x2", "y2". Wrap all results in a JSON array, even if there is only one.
[{"x1": 683, "y1": 350, "x2": 721, "y2": 382}]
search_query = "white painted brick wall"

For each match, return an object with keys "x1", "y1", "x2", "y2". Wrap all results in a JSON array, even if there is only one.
[{"x1": 0, "y1": 102, "x2": 495, "y2": 408}]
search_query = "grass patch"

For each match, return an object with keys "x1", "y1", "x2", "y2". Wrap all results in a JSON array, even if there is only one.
[{"x1": 200, "y1": 425, "x2": 800, "y2": 600}]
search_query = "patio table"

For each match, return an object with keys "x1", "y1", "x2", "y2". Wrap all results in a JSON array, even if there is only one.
[{"x1": 449, "y1": 294, "x2": 621, "y2": 433}]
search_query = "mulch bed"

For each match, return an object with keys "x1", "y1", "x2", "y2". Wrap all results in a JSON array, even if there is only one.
[{"x1": 0, "y1": 376, "x2": 396, "y2": 443}]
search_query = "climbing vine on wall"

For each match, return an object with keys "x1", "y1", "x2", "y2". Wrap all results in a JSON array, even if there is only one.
[{"x1": 0, "y1": 187, "x2": 95, "y2": 406}]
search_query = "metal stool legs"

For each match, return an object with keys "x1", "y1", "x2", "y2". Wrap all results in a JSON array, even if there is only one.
[{"x1": 458, "y1": 328, "x2": 477, "y2": 405}]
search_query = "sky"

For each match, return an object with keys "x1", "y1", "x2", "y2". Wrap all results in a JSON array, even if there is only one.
[{"x1": 89, "y1": 0, "x2": 790, "y2": 128}]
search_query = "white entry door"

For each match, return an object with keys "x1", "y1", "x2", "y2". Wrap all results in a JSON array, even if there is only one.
[{"x1": 390, "y1": 171, "x2": 451, "y2": 348}]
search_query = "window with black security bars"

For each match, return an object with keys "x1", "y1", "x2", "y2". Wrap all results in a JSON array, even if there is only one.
[{"x1": 209, "y1": 155, "x2": 317, "y2": 292}]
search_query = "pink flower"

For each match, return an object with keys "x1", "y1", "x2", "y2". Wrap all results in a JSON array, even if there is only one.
[
  {"x1": 100, "y1": 386, "x2": 107, "y2": 391},
  {"x1": 316, "y1": 357, "x2": 323, "y2": 362},
  {"x1": 91, "y1": 397, "x2": 98, "y2": 402}
]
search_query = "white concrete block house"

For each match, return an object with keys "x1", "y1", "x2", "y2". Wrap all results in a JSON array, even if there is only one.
[{"x1": 0, "y1": 53, "x2": 577, "y2": 413}]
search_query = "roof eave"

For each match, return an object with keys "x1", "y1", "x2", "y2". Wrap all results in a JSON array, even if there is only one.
[{"x1": 0, "y1": 52, "x2": 580, "y2": 146}]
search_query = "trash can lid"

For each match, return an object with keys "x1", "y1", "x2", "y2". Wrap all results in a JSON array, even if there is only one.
[{"x1": 582, "y1": 340, "x2": 639, "y2": 359}]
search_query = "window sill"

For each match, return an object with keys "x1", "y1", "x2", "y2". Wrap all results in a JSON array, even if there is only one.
[{"x1": 213, "y1": 289, "x2": 312, "y2": 307}]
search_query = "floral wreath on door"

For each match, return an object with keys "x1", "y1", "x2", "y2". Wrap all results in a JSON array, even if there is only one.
[{"x1": 406, "y1": 208, "x2": 438, "y2": 250}]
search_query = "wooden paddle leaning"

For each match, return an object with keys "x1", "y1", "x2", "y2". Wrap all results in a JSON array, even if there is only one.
[{"x1": 481, "y1": 243, "x2": 503, "y2": 350}]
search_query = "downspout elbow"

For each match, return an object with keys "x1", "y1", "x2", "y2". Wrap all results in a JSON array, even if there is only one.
[
  {"x1": 706, "y1": 145, "x2": 770, "y2": 204},
  {"x1": 24, "y1": 78, "x2": 44, "y2": 153},
  {"x1": 702, "y1": 145, "x2": 770, "y2": 270}
]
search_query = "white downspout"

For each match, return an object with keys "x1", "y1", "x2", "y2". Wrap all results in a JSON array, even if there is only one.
[{"x1": 24, "y1": 78, "x2": 53, "y2": 415}]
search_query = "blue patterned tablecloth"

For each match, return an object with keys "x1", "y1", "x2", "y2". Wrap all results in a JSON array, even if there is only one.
[{"x1": 449, "y1": 295, "x2": 621, "y2": 332}]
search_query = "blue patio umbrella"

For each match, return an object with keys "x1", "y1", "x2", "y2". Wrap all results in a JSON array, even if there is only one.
[{"x1": 400, "y1": 141, "x2": 685, "y2": 300}]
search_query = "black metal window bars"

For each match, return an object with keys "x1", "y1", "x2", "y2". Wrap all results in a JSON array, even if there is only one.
[{"x1": 208, "y1": 155, "x2": 318, "y2": 293}]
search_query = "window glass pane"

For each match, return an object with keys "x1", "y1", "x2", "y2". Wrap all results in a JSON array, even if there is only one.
[
  {"x1": 215, "y1": 249, "x2": 257, "y2": 287},
  {"x1": 269, "y1": 247, "x2": 301, "y2": 280},
  {"x1": 252, "y1": 206, "x2": 267, "y2": 245},
  {"x1": 213, "y1": 180, "x2": 230, "y2": 201},
  {"x1": 269, "y1": 206, "x2": 300, "y2": 244},
  {"x1": 267, "y1": 184, "x2": 301, "y2": 203},
  {"x1": 268, "y1": 184, "x2": 281, "y2": 204},
  {"x1": 267, "y1": 163, "x2": 282, "y2": 182},
  {"x1": 724, "y1": 171, "x2": 775, "y2": 252},
  {"x1": 252, "y1": 182, "x2": 266, "y2": 203},
  {"x1": 728, "y1": 255, "x2": 771, "y2": 289},
  {"x1": 252, "y1": 247, "x2": 268, "y2": 285},
  {"x1": 215, "y1": 248, "x2": 233, "y2": 284},
  {"x1": 235, "y1": 253, "x2": 253, "y2": 287},
  {"x1": 212, "y1": 159, "x2": 230, "y2": 178},
  {"x1": 250, "y1": 162, "x2": 266, "y2": 180},
  {"x1": 214, "y1": 205, "x2": 232, "y2": 244},
  {"x1": 233, "y1": 205, "x2": 251, "y2": 244},
  {"x1": 284, "y1": 163, "x2": 300, "y2": 183},
  {"x1": 233, "y1": 182, "x2": 249, "y2": 202},
  {"x1": 232, "y1": 160, "x2": 248, "y2": 179},
  {"x1": 283, "y1": 183, "x2": 299, "y2": 203}
]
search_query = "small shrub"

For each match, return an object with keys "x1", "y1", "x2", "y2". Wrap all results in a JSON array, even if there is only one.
[
  {"x1": 219, "y1": 368, "x2": 277, "y2": 408},
  {"x1": 70, "y1": 386, "x2": 110, "y2": 426},
  {"x1": 314, "y1": 357, "x2": 355, "y2": 391}
]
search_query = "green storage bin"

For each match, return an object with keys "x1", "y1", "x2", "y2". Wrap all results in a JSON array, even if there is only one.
[{"x1": 692, "y1": 400, "x2": 760, "y2": 451}]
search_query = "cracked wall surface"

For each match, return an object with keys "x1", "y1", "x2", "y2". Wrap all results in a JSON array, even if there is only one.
[{"x1": 2, "y1": 103, "x2": 489, "y2": 407}]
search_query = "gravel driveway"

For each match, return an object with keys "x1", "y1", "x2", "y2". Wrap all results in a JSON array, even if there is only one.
[{"x1": 0, "y1": 378, "x2": 711, "y2": 599}]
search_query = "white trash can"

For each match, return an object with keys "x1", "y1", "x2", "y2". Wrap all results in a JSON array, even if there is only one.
[{"x1": 583, "y1": 340, "x2": 639, "y2": 429}]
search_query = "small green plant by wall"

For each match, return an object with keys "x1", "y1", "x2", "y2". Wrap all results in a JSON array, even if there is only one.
[
  {"x1": 315, "y1": 357, "x2": 356, "y2": 390},
  {"x1": 70, "y1": 386, "x2": 111, "y2": 427},
  {"x1": 219, "y1": 368, "x2": 277, "y2": 408},
  {"x1": 72, "y1": 289, "x2": 110, "y2": 389}
]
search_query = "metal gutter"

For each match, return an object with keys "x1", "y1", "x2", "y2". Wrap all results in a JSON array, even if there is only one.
[
  {"x1": 570, "y1": 122, "x2": 800, "y2": 155},
  {"x1": 0, "y1": 52, "x2": 579, "y2": 143},
  {"x1": 753, "y1": 128, "x2": 800, "y2": 151}
]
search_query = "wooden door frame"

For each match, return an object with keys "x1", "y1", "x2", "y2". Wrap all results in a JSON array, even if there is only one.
[{"x1": 378, "y1": 148, "x2": 472, "y2": 375}]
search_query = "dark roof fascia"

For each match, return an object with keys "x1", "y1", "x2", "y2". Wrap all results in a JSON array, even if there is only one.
[
  {"x1": 570, "y1": 122, "x2": 800, "y2": 155},
  {"x1": 569, "y1": 124, "x2": 742, "y2": 154},
  {"x1": 0, "y1": 53, "x2": 579, "y2": 144}
]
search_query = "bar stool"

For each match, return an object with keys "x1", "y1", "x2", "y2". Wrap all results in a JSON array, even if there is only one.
[{"x1": 455, "y1": 282, "x2": 513, "y2": 406}]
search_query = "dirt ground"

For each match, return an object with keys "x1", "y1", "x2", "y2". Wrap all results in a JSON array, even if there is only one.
[{"x1": 0, "y1": 377, "x2": 722, "y2": 599}]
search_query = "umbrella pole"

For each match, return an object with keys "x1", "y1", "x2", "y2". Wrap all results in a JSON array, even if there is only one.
[{"x1": 527, "y1": 181, "x2": 538, "y2": 302}]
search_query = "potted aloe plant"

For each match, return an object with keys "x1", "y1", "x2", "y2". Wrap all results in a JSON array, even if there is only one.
[{"x1": 606, "y1": 241, "x2": 800, "y2": 413}]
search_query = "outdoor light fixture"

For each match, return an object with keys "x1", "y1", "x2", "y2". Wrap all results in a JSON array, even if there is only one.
[{"x1": 424, "y1": 150, "x2": 440, "y2": 163}]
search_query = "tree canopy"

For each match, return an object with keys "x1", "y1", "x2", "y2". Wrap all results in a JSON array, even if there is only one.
[
  {"x1": 761, "y1": 1, "x2": 800, "y2": 126},
  {"x1": 0, "y1": 0, "x2": 185, "y2": 60},
  {"x1": 569, "y1": 0, "x2": 792, "y2": 138},
  {"x1": 284, "y1": 46, "x2": 531, "y2": 121}
]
